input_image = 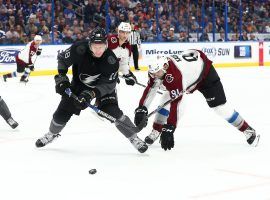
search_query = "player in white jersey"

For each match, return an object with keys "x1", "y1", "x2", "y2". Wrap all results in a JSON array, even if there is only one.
[
  {"x1": 108, "y1": 22, "x2": 137, "y2": 86},
  {"x1": 1, "y1": 35, "x2": 42, "y2": 83},
  {"x1": 134, "y1": 50, "x2": 260, "y2": 150}
]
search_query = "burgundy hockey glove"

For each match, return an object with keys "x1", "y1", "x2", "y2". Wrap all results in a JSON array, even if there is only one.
[
  {"x1": 160, "y1": 124, "x2": 175, "y2": 151},
  {"x1": 54, "y1": 74, "x2": 70, "y2": 96},
  {"x1": 74, "y1": 90, "x2": 96, "y2": 110},
  {"x1": 123, "y1": 71, "x2": 137, "y2": 86},
  {"x1": 134, "y1": 106, "x2": 148, "y2": 127}
]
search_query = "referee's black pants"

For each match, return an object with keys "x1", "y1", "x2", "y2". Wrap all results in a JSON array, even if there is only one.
[{"x1": 131, "y1": 44, "x2": 139, "y2": 70}]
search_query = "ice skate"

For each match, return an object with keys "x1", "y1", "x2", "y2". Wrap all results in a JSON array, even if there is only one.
[
  {"x1": 1, "y1": 75, "x2": 7, "y2": 82},
  {"x1": 20, "y1": 75, "x2": 29, "y2": 83},
  {"x1": 243, "y1": 127, "x2": 260, "y2": 147},
  {"x1": 145, "y1": 129, "x2": 160, "y2": 145},
  {"x1": 35, "y1": 132, "x2": 61, "y2": 147},
  {"x1": 129, "y1": 136, "x2": 148, "y2": 153},
  {"x1": 6, "y1": 117, "x2": 18, "y2": 129}
]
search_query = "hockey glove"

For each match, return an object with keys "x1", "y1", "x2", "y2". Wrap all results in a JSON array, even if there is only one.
[
  {"x1": 160, "y1": 124, "x2": 175, "y2": 151},
  {"x1": 74, "y1": 90, "x2": 96, "y2": 110},
  {"x1": 36, "y1": 48, "x2": 42, "y2": 56},
  {"x1": 134, "y1": 106, "x2": 148, "y2": 127},
  {"x1": 54, "y1": 74, "x2": 70, "y2": 96},
  {"x1": 28, "y1": 64, "x2": 34, "y2": 71},
  {"x1": 123, "y1": 71, "x2": 137, "y2": 86}
]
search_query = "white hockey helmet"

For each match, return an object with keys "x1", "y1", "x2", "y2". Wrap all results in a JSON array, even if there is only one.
[
  {"x1": 34, "y1": 35, "x2": 42, "y2": 42},
  {"x1": 118, "y1": 22, "x2": 131, "y2": 32},
  {"x1": 148, "y1": 56, "x2": 168, "y2": 74}
]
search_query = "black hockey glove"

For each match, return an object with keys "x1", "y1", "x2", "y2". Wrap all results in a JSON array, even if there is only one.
[
  {"x1": 36, "y1": 48, "x2": 42, "y2": 56},
  {"x1": 74, "y1": 90, "x2": 96, "y2": 110},
  {"x1": 134, "y1": 106, "x2": 148, "y2": 127},
  {"x1": 123, "y1": 71, "x2": 137, "y2": 86},
  {"x1": 160, "y1": 124, "x2": 175, "y2": 151},
  {"x1": 54, "y1": 74, "x2": 70, "y2": 96},
  {"x1": 28, "y1": 64, "x2": 34, "y2": 71}
]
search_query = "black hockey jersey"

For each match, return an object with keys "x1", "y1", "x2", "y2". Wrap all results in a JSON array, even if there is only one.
[{"x1": 57, "y1": 41, "x2": 119, "y2": 97}]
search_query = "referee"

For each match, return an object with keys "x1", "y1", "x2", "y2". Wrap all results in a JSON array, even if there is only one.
[{"x1": 129, "y1": 24, "x2": 141, "y2": 70}]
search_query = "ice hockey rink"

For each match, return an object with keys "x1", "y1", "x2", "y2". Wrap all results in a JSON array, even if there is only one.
[{"x1": 0, "y1": 67, "x2": 270, "y2": 200}]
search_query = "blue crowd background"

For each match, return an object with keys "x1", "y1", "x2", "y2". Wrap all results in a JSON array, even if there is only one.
[{"x1": 0, "y1": 0, "x2": 269, "y2": 45}]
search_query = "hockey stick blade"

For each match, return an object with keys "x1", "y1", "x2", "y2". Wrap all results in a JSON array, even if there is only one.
[{"x1": 65, "y1": 88, "x2": 143, "y2": 133}]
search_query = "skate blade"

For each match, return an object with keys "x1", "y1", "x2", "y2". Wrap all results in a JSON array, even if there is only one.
[{"x1": 251, "y1": 134, "x2": 260, "y2": 147}]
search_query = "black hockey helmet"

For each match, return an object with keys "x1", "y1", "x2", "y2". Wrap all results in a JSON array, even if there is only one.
[{"x1": 89, "y1": 27, "x2": 107, "y2": 44}]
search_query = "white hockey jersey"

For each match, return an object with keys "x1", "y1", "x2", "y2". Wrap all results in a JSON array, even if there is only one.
[
  {"x1": 107, "y1": 34, "x2": 132, "y2": 75},
  {"x1": 17, "y1": 41, "x2": 39, "y2": 64},
  {"x1": 139, "y1": 49, "x2": 213, "y2": 126}
]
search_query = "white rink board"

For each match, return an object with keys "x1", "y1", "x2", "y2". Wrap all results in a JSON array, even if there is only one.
[
  {"x1": 0, "y1": 42, "x2": 269, "y2": 73},
  {"x1": 140, "y1": 42, "x2": 261, "y2": 66},
  {"x1": 0, "y1": 44, "x2": 70, "y2": 72}
]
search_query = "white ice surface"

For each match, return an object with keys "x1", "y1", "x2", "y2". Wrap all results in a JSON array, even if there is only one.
[{"x1": 0, "y1": 67, "x2": 270, "y2": 200}]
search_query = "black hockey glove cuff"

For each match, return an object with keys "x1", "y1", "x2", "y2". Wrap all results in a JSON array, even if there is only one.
[
  {"x1": 160, "y1": 124, "x2": 175, "y2": 151},
  {"x1": 134, "y1": 106, "x2": 148, "y2": 127},
  {"x1": 54, "y1": 74, "x2": 70, "y2": 96},
  {"x1": 123, "y1": 71, "x2": 137, "y2": 86},
  {"x1": 74, "y1": 90, "x2": 96, "y2": 110},
  {"x1": 36, "y1": 48, "x2": 42, "y2": 56}
]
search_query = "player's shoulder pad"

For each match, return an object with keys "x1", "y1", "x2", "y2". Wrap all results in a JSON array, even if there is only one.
[
  {"x1": 107, "y1": 34, "x2": 119, "y2": 49},
  {"x1": 71, "y1": 40, "x2": 89, "y2": 56},
  {"x1": 104, "y1": 49, "x2": 119, "y2": 65},
  {"x1": 107, "y1": 34, "x2": 118, "y2": 43}
]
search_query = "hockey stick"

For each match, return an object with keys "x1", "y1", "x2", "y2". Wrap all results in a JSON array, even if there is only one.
[
  {"x1": 119, "y1": 75, "x2": 163, "y2": 95},
  {"x1": 65, "y1": 88, "x2": 144, "y2": 133},
  {"x1": 147, "y1": 91, "x2": 185, "y2": 118}
]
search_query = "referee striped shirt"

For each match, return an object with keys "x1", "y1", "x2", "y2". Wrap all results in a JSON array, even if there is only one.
[{"x1": 129, "y1": 30, "x2": 141, "y2": 45}]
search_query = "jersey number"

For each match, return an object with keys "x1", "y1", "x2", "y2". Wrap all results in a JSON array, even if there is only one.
[
  {"x1": 171, "y1": 89, "x2": 181, "y2": 98},
  {"x1": 57, "y1": 48, "x2": 71, "y2": 58},
  {"x1": 109, "y1": 72, "x2": 118, "y2": 80},
  {"x1": 172, "y1": 52, "x2": 198, "y2": 62}
]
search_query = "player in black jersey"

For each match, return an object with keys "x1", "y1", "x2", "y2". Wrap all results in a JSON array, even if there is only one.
[
  {"x1": 35, "y1": 27, "x2": 147, "y2": 153},
  {"x1": 0, "y1": 96, "x2": 18, "y2": 129}
]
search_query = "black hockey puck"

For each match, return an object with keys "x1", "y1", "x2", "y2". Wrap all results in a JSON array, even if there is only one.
[{"x1": 89, "y1": 169, "x2": 97, "y2": 174}]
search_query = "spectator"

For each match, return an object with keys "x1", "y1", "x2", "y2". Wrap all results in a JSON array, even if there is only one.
[
  {"x1": 25, "y1": 15, "x2": 37, "y2": 36},
  {"x1": 50, "y1": 30, "x2": 62, "y2": 44},
  {"x1": 199, "y1": 32, "x2": 210, "y2": 42},
  {"x1": 40, "y1": 26, "x2": 50, "y2": 44},
  {"x1": 140, "y1": 22, "x2": 151, "y2": 42},
  {"x1": 240, "y1": 32, "x2": 249, "y2": 41},
  {"x1": 62, "y1": 30, "x2": 74, "y2": 44},
  {"x1": 265, "y1": 22, "x2": 270, "y2": 33},
  {"x1": 157, "y1": 28, "x2": 168, "y2": 42},
  {"x1": 230, "y1": 34, "x2": 239, "y2": 41},
  {"x1": 63, "y1": 3, "x2": 75, "y2": 26},
  {"x1": 5, "y1": 25, "x2": 20, "y2": 43},
  {"x1": 74, "y1": 32, "x2": 84, "y2": 42},
  {"x1": 217, "y1": 32, "x2": 225, "y2": 42},
  {"x1": 167, "y1": 27, "x2": 177, "y2": 42},
  {"x1": 0, "y1": 29, "x2": 5, "y2": 44},
  {"x1": 83, "y1": 0, "x2": 96, "y2": 26},
  {"x1": 179, "y1": 29, "x2": 190, "y2": 42},
  {"x1": 249, "y1": 33, "x2": 258, "y2": 41}
]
